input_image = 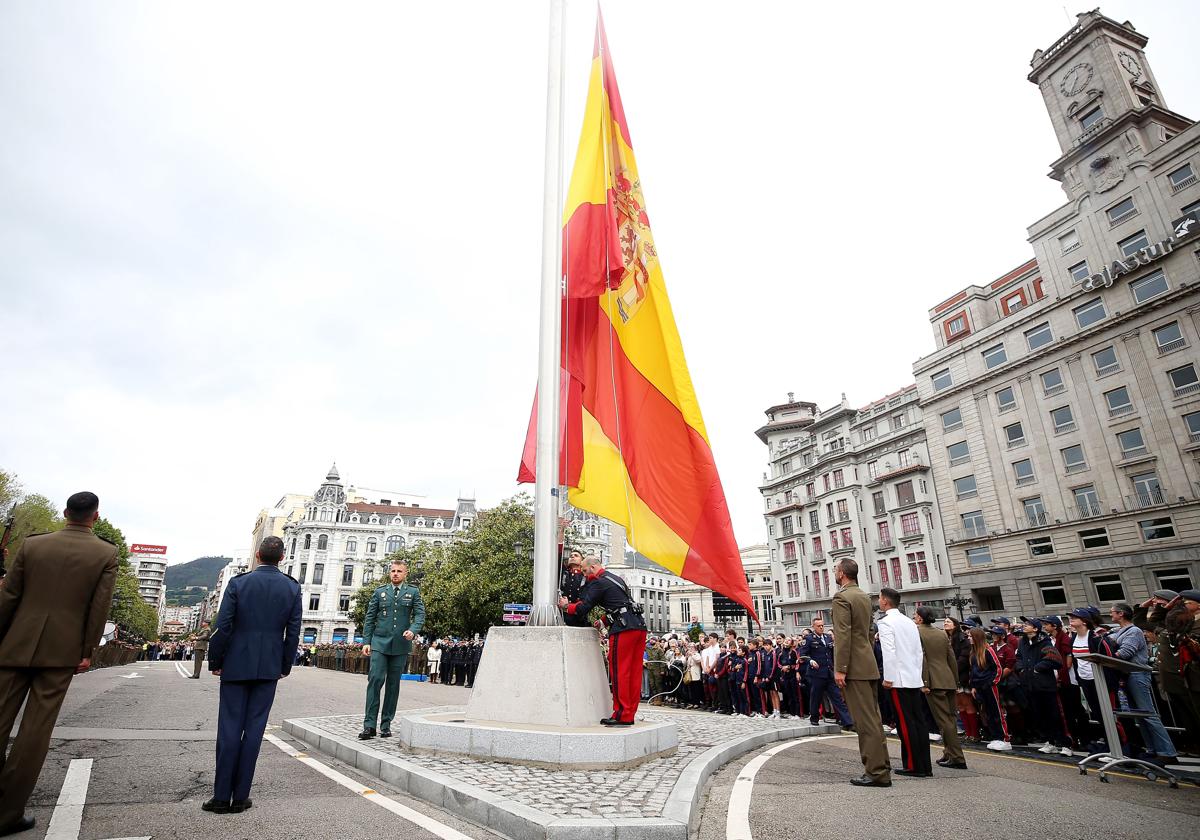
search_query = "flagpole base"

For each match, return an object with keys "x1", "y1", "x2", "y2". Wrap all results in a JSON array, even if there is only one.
[{"x1": 526, "y1": 604, "x2": 565, "y2": 627}]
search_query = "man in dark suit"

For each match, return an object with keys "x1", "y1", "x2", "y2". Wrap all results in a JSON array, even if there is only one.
[
  {"x1": 831, "y1": 558, "x2": 892, "y2": 787},
  {"x1": 0, "y1": 492, "x2": 118, "y2": 836},
  {"x1": 915, "y1": 606, "x2": 966, "y2": 769},
  {"x1": 205, "y1": 536, "x2": 301, "y2": 814}
]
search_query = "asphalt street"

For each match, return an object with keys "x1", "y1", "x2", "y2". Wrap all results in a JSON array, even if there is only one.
[{"x1": 18, "y1": 660, "x2": 499, "y2": 840}]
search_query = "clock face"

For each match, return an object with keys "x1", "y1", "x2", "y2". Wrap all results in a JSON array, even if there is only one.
[
  {"x1": 1118, "y1": 51, "x2": 1143, "y2": 79},
  {"x1": 1060, "y1": 62, "x2": 1093, "y2": 97}
]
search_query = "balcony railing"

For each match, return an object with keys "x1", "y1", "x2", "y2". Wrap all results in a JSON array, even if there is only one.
[
  {"x1": 1125, "y1": 487, "x2": 1168, "y2": 509},
  {"x1": 1108, "y1": 403, "x2": 1134, "y2": 418},
  {"x1": 1158, "y1": 337, "x2": 1187, "y2": 355},
  {"x1": 1017, "y1": 512, "x2": 1050, "y2": 530},
  {"x1": 1065, "y1": 462, "x2": 1089, "y2": 474},
  {"x1": 810, "y1": 552, "x2": 827, "y2": 565},
  {"x1": 830, "y1": 512, "x2": 852, "y2": 525},
  {"x1": 1171, "y1": 174, "x2": 1198, "y2": 193},
  {"x1": 1067, "y1": 500, "x2": 1104, "y2": 521},
  {"x1": 900, "y1": 525, "x2": 923, "y2": 539},
  {"x1": 1006, "y1": 437, "x2": 1027, "y2": 449},
  {"x1": 1054, "y1": 421, "x2": 1077, "y2": 434},
  {"x1": 1174, "y1": 381, "x2": 1200, "y2": 398}
]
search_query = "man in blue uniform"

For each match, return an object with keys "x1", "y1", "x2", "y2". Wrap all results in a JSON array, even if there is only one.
[
  {"x1": 359, "y1": 560, "x2": 425, "y2": 739},
  {"x1": 205, "y1": 536, "x2": 302, "y2": 814},
  {"x1": 797, "y1": 617, "x2": 853, "y2": 727}
]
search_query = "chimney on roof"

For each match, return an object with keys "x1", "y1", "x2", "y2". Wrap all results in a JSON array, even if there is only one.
[
  {"x1": 787, "y1": 391, "x2": 794, "y2": 403},
  {"x1": 380, "y1": 499, "x2": 391, "y2": 505}
]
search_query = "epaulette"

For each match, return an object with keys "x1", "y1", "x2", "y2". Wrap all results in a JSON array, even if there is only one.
[
  {"x1": 96, "y1": 534, "x2": 117, "y2": 546},
  {"x1": 233, "y1": 570, "x2": 251, "y2": 578},
  {"x1": 283, "y1": 572, "x2": 298, "y2": 582}
]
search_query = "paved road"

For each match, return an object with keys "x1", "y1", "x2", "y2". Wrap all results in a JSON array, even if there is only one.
[
  {"x1": 19, "y1": 660, "x2": 499, "y2": 840},
  {"x1": 697, "y1": 731, "x2": 1200, "y2": 840}
]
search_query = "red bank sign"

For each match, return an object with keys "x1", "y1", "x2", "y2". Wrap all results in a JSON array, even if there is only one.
[{"x1": 131, "y1": 544, "x2": 168, "y2": 555}]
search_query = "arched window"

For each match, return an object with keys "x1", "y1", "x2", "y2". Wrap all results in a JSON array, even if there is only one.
[
  {"x1": 433, "y1": 540, "x2": 443, "y2": 546},
  {"x1": 434, "y1": 519, "x2": 443, "y2": 529},
  {"x1": 363, "y1": 567, "x2": 375, "y2": 584},
  {"x1": 368, "y1": 514, "x2": 380, "y2": 524},
  {"x1": 302, "y1": 627, "x2": 319, "y2": 644},
  {"x1": 349, "y1": 513, "x2": 361, "y2": 523},
  {"x1": 346, "y1": 538, "x2": 357, "y2": 553},
  {"x1": 366, "y1": 540, "x2": 377, "y2": 554},
  {"x1": 317, "y1": 534, "x2": 328, "y2": 551},
  {"x1": 332, "y1": 627, "x2": 349, "y2": 643},
  {"x1": 303, "y1": 534, "x2": 312, "y2": 550},
  {"x1": 385, "y1": 536, "x2": 403, "y2": 553},
  {"x1": 393, "y1": 515, "x2": 405, "y2": 526},
  {"x1": 290, "y1": 537, "x2": 297, "y2": 557},
  {"x1": 416, "y1": 518, "x2": 425, "y2": 528}
]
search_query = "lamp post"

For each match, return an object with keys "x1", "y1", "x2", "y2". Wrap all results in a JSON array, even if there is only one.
[{"x1": 947, "y1": 587, "x2": 973, "y2": 622}]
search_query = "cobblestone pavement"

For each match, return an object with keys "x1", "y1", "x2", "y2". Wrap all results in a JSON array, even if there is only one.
[{"x1": 310, "y1": 708, "x2": 824, "y2": 818}]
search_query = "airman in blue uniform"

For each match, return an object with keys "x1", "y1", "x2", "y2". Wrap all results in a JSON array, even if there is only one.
[
  {"x1": 204, "y1": 537, "x2": 302, "y2": 814},
  {"x1": 359, "y1": 559, "x2": 425, "y2": 739},
  {"x1": 797, "y1": 618, "x2": 853, "y2": 727}
]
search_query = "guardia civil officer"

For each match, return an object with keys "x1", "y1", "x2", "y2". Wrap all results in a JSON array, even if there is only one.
[
  {"x1": 359, "y1": 560, "x2": 425, "y2": 739},
  {"x1": 560, "y1": 556, "x2": 647, "y2": 725},
  {"x1": 205, "y1": 536, "x2": 302, "y2": 814}
]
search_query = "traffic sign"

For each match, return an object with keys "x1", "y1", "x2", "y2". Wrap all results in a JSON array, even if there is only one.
[
  {"x1": 503, "y1": 613, "x2": 529, "y2": 623},
  {"x1": 503, "y1": 603, "x2": 533, "y2": 613}
]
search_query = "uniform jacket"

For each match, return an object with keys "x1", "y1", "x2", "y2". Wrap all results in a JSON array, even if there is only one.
[
  {"x1": 207, "y1": 564, "x2": 302, "y2": 680},
  {"x1": 797, "y1": 632, "x2": 836, "y2": 676},
  {"x1": 918, "y1": 624, "x2": 959, "y2": 691},
  {"x1": 831, "y1": 583, "x2": 879, "y2": 680},
  {"x1": 1015, "y1": 633, "x2": 1062, "y2": 693},
  {"x1": 0, "y1": 524, "x2": 119, "y2": 668},
  {"x1": 729, "y1": 653, "x2": 747, "y2": 684},
  {"x1": 362, "y1": 582, "x2": 425, "y2": 656},
  {"x1": 969, "y1": 645, "x2": 1003, "y2": 688},
  {"x1": 192, "y1": 627, "x2": 212, "y2": 653},
  {"x1": 758, "y1": 647, "x2": 778, "y2": 682},
  {"x1": 567, "y1": 571, "x2": 646, "y2": 635}
]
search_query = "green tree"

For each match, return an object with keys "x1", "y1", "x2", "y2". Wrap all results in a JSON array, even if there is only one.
[{"x1": 6, "y1": 493, "x2": 63, "y2": 557}]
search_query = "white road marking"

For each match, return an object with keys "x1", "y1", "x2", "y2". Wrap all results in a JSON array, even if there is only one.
[
  {"x1": 726, "y1": 735, "x2": 851, "y2": 840},
  {"x1": 264, "y1": 734, "x2": 474, "y2": 840},
  {"x1": 45, "y1": 759, "x2": 91, "y2": 839},
  {"x1": 174, "y1": 661, "x2": 191, "y2": 679},
  {"x1": 119, "y1": 673, "x2": 142, "y2": 680}
]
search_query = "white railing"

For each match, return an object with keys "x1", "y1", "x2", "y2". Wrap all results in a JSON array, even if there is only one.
[
  {"x1": 1109, "y1": 403, "x2": 1135, "y2": 418},
  {"x1": 1158, "y1": 337, "x2": 1187, "y2": 354}
]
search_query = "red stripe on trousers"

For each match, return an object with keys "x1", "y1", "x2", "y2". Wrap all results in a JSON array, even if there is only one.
[
  {"x1": 991, "y1": 686, "x2": 1010, "y2": 740},
  {"x1": 608, "y1": 630, "x2": 646, "y2": 723},
  {"x1": 891, "y1": 688, "x2": 914, "y2": 770}
]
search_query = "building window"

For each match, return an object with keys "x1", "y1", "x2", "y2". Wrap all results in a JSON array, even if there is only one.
[
  {"x1": 1106, "y1": 196, "x2": 1137, "y2": 225},
  {"x1": 809, "y1": 510, "x2": 819, "y2": 531},
  {"x1": 947, "y1": 440, "x2": 970, "y2": 466},
  {"x1": 996, "y1": 386, "x2": 1017, "y2": 412},
  {"x1": 1153, "y1": 321, "x2": 1187, "y2": 355},
  {"x1": 298, "y1": 563, "x2": 307, "y2": 584},
  {"x1": 841, "y1": 527, "x2": 853, "y2": 547},
  {"x1": 1041, "y1": 368, "x2": 1065, "y2": 396},
  {"x1": 338, "y1": 594, "x2": 351, "y2": 612},
  {"x1": 872, "y1": 491, "x2": 885, "y2": 516},
  {"x1": 1168, "y1": 363, "x2": 1200, "y2": 397},
  {"x1": 1002, "y1": 290, "x2": 1027, "y2": 315},
  {"x1": 946, "y1": 314, "x2": 969, "y2": 338},
  {"x1": 1079, "y1": 527, "x2": 1110, "y2": 550},
  {"x1": 1131, "y1": 471, "x2": 1162, "y2": 505},
  {"x1": 823, "y1": 474, "x2": 831, "y2": 492},
  {"x1": 836, "y1": 498, "x2": 850, "y2": 520},
  {"x1": 385, "y1": 535, "x2": 403, "y2": 553},
  {"x1": 1037, "y1": 580, "x2": 1068, "y2": 607},
  {"x1": 1004, "y1": 422, "x2": 1026, "y2": 448},
  {"x1": 961, "y1": 510, "x2": 986, "y2": 538},
  {"x1": 312, "y1": 563, "x2": 324, "y2": 585},
  {"x1": 877, "y1": 521, "x2": 892, "y2": 545},
  {"x1": 781, "y1": 516, "x2": 794, "y2": 536},
  {"x1": 941, "y1": 408, "x2": 963, "y2": 431},
  {"x1": 895, "y1": 481, "x2": 915, "y2": 507},
  {"x1": 1050, "y1": 405, "x2": 1076, "y2": 434},
  {"x1": 363, "y1": 567, "x2": 374, "y2": 584},
  {"x1": 366, "y1": 540, "x2": 377, "y2": 554},
  {"x1": 900, "y1": 511, "x2": 920, "y2": 536},
  {"x1": 862, "y1": 426, "x2": 876, "y2": 441},
  {"x1": 1155, "y1": 567, "x2": 1194, "y2": 592},
  {"x1": 340, "y1": 564, "x2": 354, "y2": 586},
  {"x1": 1130, "y1": 270, "x2": 1169, "y2": 304},
  {"x1": 1022, "y1": 496, "x2": 1047, "y2": 526},
  {"x1": 1079, "y1": 106, "x2": 1104, "y2": 131},
  {"x1": 1105, "y1": 386, "x2": 1134, "y2": 418},
  {"x1": 891, "y1": 414, "x2": 906, "y2": 431},
  {"x1": 783, "y1": 541, "x2": 797, "y2": 561},
  {"x1": 1062, "y1": 444, "x2": 1088, "y2": 474},
  {"x1": 954, "y1": 475, "x2": 978, "y2": 500},
  {"x1": 289, "y1": 538, "x2": 297, "y2": 558},
  {"x1": 1140, "y1": 517, "x2": 1176, "y2": 541},
  {"x1": 1074, "y1": 484, "x2": 1101, "y2": 517},
  {"x1": 1025, "y1": 323, "x2": 1054, "y2": 351},
  {"x1": 1073, "y1": 298, "x2": 1108, "y2": 329},
  {"x1": 1169, "y1": 164, "x2": 1197, "y2": 192},
  {"x1": 303, "y1": 534, "x2": 312, "y2": 550},
  {"x1": 1117, "y1": 428, "x2": 1148, "y2": 459},
  {"x1": 812, "y1": 536, "x2": 822, "y2": 558},
  {"x1": 833, "y1": 469, "x2": 845, "y2": 488},
  {"x1": 308, "y1": 593, "x2": 321, "y2": 611},
  {"x1": 806, "y1": 483, "x2": 816, "y2": 500},
  {"x1": 1092, "y1": 346, "x2": 1121, "y2": 377},
  {"x1": 897, "y1": 449, "x2": 910, "y2": 467},
  {"x1": 1059, "y1": 229, "x2": 1080, "y2": 253},
  {"x1": 966, "y1": 546, "x2": 993, "y2": 566},
  {"x1": 346, "y1": 538, "x2": 357, "y2": 553},
  {"x1": 1185, "y1": 411, "x2": 1200, "y2": 443},
  {"x1": 1068, "y1": 260, "x2": 1091, "y2": 284},
  {"x1": 1119, "y1": 230, "x2": 1150, "y2": 258},
  {"x1": 983, "y1": 344, "x2": 1008, "y2": 369},
  {"x1": 1027, "y1": 536, "x2": 1055, "y2": 557},
  {"x1": 868, "y1": 460, "x2": 879, "y2": 479},
  {"x1": 932, "y1": 369, "x2": 953, "y2": 391},
  {"x1": 1013, "y1": 458, "x2": 1036, "y2": 485},
  {"x1": 907, "y1": 552, "x2": 929, "y2": 583},
  {"x1": 890, "y1": 557, "x2": 903, "y2": 589},
  {"x1": 1091, "y1": 574, "x2": 1126, "y2": 603}
]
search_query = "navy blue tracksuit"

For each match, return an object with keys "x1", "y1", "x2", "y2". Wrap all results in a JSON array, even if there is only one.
[
  {"x1": 797, "y1": 632, "x2": 852, "y2": 726},
  {"x1": 207, "y1": 564, "x2": 302, "y2": 804}
]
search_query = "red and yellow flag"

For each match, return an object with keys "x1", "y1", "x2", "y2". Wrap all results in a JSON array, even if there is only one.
[{"x1": 520, "y1": 16, "x2": 753, "y2": 619}]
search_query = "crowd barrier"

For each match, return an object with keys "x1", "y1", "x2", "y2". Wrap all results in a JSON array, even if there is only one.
[{"x1": 88, "y1": 644, "x2": 141, "y2": 670}]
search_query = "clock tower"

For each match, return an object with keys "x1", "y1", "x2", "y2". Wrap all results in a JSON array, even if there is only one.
[{"x1": 1027, "y1": 10, "x2": 1191, "y2": 200}]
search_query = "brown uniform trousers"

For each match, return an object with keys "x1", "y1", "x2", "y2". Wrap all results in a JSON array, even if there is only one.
[
  {"x1": 0, "y1": 525, "x2": 118, "y2": 826},
  {"x1": 832, "y1": 582, "x2": 891, "y2": 782},
  {"x1": 918, "y1": 623, "x2": 965, "y2": 764}
]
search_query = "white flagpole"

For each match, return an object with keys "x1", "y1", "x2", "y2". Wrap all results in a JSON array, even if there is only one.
[{"x1": 529, "y1": 0, "x2": 566, "y2": 627}]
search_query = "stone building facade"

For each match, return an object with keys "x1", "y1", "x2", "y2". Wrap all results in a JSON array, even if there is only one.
[
  {"x1": 913, "y1": 11, "x2": 1200, "y2": 620},
  {"x1": 668, "y1": 544, "x2": 783, "y2": 636}
]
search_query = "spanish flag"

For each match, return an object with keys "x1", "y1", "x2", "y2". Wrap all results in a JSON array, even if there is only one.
[{"x1": 520, "y1": 14, "x2": 754, "y2": 620}]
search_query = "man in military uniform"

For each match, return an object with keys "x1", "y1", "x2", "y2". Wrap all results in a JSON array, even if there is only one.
[
  {"x1": 191, "y1": 623, "x2": 212, "y2": 679},
  {"x1": 359, "y1": 560, "x2": 425, "y2": 739},
  {"x1": 560, "y1": 550, "x2": 588, "y2": 627},
  {"x1": 832, "y1": 558, "x2": 892, "y2": 787},
  {"x1": 0, "y1": 492, "x2": 118, "y2": 835},
  {"x1": 797, "y1": 617, "x2": 852, "y2": 727},
  {"x1": 205, "y1": 536, "x2": 302, "y2": 814}
]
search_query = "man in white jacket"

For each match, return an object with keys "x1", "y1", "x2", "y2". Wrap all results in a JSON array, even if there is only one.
[{"x1": 877, "y1": 588, "x2": 931, "y2": 777}]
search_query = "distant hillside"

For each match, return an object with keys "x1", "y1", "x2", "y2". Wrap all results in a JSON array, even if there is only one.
[{"x1": 164, "y1": 556, "x2": 230, "y2": 591}]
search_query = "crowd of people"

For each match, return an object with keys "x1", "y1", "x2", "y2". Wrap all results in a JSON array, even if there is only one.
[{"x1": 633, "y1": 586, "x2": 1200, "y2": 768}]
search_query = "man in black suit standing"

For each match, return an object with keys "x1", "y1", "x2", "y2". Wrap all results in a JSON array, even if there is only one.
[{"x1": 204, "y1": 536, "x2": 301, "y2": 814}]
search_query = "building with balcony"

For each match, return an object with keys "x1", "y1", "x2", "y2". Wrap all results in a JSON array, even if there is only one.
[
  {"x1": 130, "y1": 547, "x2": 168, "y2": 613},
  {"x1": 668, "y1": 544, "x2": 782, "y2": 635},
  {"x1": 759, "y1": 388, "x2": 957, "y2": 628},
  {"x1": 913, "y1": 11, "x2": 1200, "y2": 621},
  {"x1": 278, "y1": 465, "x2": 477, "y2": 644}
]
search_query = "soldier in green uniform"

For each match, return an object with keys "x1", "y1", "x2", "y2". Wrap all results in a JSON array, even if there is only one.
[{"x1": 359, "y1": 560, "x2": 425, "y2": 739}]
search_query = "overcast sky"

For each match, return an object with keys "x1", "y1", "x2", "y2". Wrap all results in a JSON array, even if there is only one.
[{"x1": 3, "y1": 1, "x2": 1197, "y2": 566}]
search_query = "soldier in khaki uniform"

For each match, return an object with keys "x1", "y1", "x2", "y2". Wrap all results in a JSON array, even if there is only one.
[
  {"x1": 359, "y1": 560, "x2": 425, "y2": 739},
  {"x1": 831, "y1": 558, "x2": 892, "y2": 787},
  {"x1": 0, "y1": 492, "x2": 119, "y2": 835},
  {"x1": 191, "y1": 624, "x2": 212, "y2": 679},
  {"x1": 915, "y1": 606, "x2": 966, "y2": 769}
]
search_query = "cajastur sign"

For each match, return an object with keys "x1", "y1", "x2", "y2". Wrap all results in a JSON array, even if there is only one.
[
  {"x1": 1082, "y1": 213, "x2": 1199, "y2": 292},
  {"x1": 130, "y1": 543, "x2": 167, "y2": 555}
]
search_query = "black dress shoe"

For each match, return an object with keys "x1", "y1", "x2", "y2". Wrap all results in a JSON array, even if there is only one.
[
  {"x1": 229, "y1": 799, "x2": 253, "y2": 813},
  {"x1": 894, "y1": 769, "x2": 932, "y2": 777},
  {"x1": 849, "y1": 774, "x2": 891, "y2": 787},
  {"x1": 358, "y1": 728, "x2": 376, "y2": 740},
  {"x1": 599, "y1": 717, "x2": 634, "y2": 726},
  {"x1": 936, "y1": 758, "x2": 968, "y2": 769},
  {"x1": 0, "y1": 816, "x2": 35, "y2": 836},
  {"x1": 201, "y1": 799, "x2": 231, "y2": 814},
  {"x1": 379, "y1": 729, "x2": 392, "y2": 738}
]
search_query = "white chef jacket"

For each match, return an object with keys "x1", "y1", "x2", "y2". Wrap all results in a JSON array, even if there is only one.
[{"x1": 877, "y1": 608, "x2": 925, "y2": 689}]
